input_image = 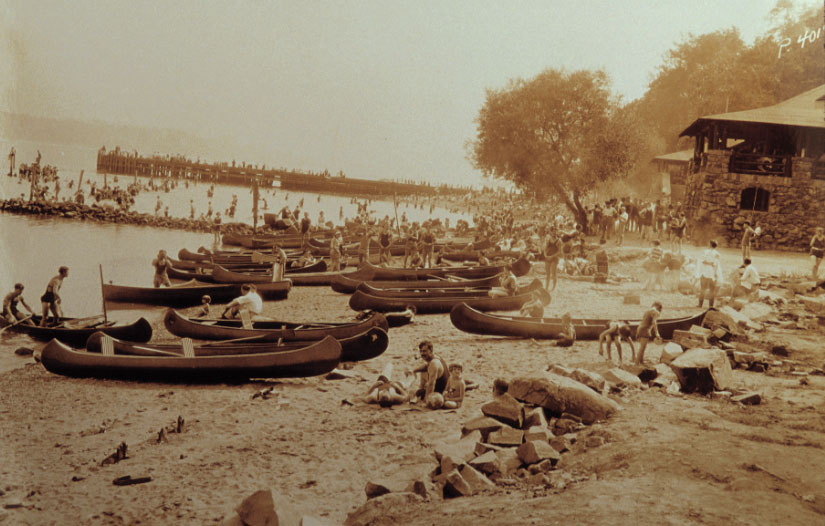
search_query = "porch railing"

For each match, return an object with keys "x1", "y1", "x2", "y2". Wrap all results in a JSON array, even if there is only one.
[{"x1": 729, "y1": 152, "x2": 791, "y2": 177}]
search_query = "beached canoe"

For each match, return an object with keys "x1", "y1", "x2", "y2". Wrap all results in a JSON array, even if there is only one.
[
  {"x1": 449, "y1": 303, "x2": 709, "y2": 340},
  {"x1": 163, "y1": 308, "x2": 389, "y2": 342},
  {"x1": 89, "y1": 325, "x2": 388, "y2": 363},
  {"x1": 40, "y1": 335, "x2": 342, "y2": 382},
  {"x1": 441, "y1": 249, "x2": 523, "y2": 263},
  {"x1": 0, "y1": 315, "x2": 152, "y2": 347},
  {"x1": 355, "y1": 283, "x2": 494, "y2": 299},
  {"x1": 330, "y1": 272, "x2": 502, "y2": 294},
  {"x1": 102, "y1": 279, "x2": 291, "y2": 306},
  {"x1": 348, "y1": 282, "x2": 540, "y2": 314},
  {"x1": 287, "y1": 271, "x2": 349, "y2": 286},
  {"x1": 355, "y1": 258, "x2": 530, "y2": 281}
]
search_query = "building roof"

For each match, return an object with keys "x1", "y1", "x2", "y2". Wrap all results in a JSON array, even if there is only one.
[
  {"x1": 652, "y1": 149, "x2": 693, "y2": 163},
  {"x1": 680, "y1": 84, "x2": 825, "y2": 136}
]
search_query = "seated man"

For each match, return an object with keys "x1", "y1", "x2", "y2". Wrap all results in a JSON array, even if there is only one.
[
  {"x1": 490, "y1": 267, "x2": 518, "y2": 298},
  {"x1": 555, "y1": 312, "x2": 576, "y2": 347},
  {"x1": 732, "y1": 258, "x2": 760, "y2": 300},
  {"x1": 221, "y1": 284, "x2": 263, "y2": 319},
  {"x1": 519, "y1": 289, "x2": 549, "y2": 318},
  {"x1": 598, "y1": 320, "x2": 635, "y2": 363},
  {"x1": 364, "y1": 364, "x2": 412, "y2": 408},
  {"x1": 411, "y1": 340, "x2": 450, "y2": 409}
]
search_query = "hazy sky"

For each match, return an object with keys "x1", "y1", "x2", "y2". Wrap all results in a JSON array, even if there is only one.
[{"x1": 0, "y1": 1, "x2": 817, "y2": 186}]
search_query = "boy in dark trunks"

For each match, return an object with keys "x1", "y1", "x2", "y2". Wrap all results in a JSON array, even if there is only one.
[
  {"x1": 555, "y1": 312, "x2": 576, "y2": 347},
  {"x1": 3, "y1": 283, "x2": 35, "y2": 325},
  {"x1": 544, "y1": 227, "x2": 561, "y2": 291},
  {"x1": 599, "y1": 320, "x2": 635, "y2": 363},
  {"x1": 40, "y1": 266, "x2": 68, "y2": 326},
  {"x1": 635, "y1": 302, "x2": 662, "y2": 365},
  {"x1": 152, "y1": 249, "x2": 172, "y2": 288},
  {"x1": 411, "y1": 340, "x2": 450, "y2": 409}
]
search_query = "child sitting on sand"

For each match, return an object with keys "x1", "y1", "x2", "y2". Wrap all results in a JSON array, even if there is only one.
[
  {"x1": 555, "y1": 312, "x2": 576, "y2": 347},
  {"x1": 441, "y1": 363, "x2": 466, "y2": 409},
  {"x1": 195, "y1": 295, "x2": 211, "y2": 318}
]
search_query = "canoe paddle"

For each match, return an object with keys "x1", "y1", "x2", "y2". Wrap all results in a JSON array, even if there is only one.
[{"x1": 0, "y1": 315, "x2": 34, "y2": 334}]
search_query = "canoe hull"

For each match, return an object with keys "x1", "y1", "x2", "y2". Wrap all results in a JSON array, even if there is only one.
[
  {"x1": 0, "y1": 316, "x2": 152, "y2": 347},
  {"x1": 103, "y1": 280, "x2": 291, "y2": 306},
  {"x1": 330, "y1": 273, "x2": 502, "y2": 294},
  {"x1": 40, "y1": 336, "x2": 342, "y2": 382},
  {"x1": 349, "y1": 289, "x2": 534, "y2": 314}
]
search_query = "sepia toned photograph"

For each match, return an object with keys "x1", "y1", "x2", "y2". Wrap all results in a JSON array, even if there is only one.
[{"x1": 1, "y1": 1, "x2": 824, "y2": 524}]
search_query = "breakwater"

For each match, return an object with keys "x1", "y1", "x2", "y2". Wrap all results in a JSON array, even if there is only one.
[
  {"x1": 97, "y1": 146, "x2": 468, "y2": 197},
  {"x1": 0, "y1": 198, "x2": 260, "y2": 236}
]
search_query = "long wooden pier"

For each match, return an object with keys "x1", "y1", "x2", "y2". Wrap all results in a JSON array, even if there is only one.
[{"x1": 96, "y1": 147, "x2": 466, "y2": 197}]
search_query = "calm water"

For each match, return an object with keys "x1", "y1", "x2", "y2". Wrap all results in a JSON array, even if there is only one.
[{"x1": 0, "y1": 139, "x2": 473, "y2": 373}]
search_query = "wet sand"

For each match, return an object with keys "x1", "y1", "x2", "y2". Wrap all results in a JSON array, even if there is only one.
[{"x1": 1, "y1": 242, "x2": 824, "y2": 525}]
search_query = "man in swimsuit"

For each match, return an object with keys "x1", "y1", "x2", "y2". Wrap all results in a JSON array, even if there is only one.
[
  {"x1": 411, "y1": 340, "x2": 450, "y2": 409},
  {"x1": 599, "y1": 320, "x2": 635, "y2": 363},
  {"x1": 544, "y1": 227, "x2": 561, "y2": 291},
  {"x1": 3, "y1": 283, "x2": 35, "y2": 325},
  {"x1": 365, "y1": 363, "x2": 411, "y2": 408},
  {"x1": 329, "y1": 230, "x2": 343, "y2": 272},
  {"x1": 378, "y1": 222, "x2": 393, "y2": 266},
  {"x1": 490, "y1": 266, "x2": 519, "y2": 298},
  {"x1": 519, "y1": 290, "x2": 547, "y2": 318},
  {"x1": 40, "y1": 266, "x2": 68, "y2": 326},
  {"x1": 152, "y1": 250, "x2": 172, "y2": 288},
  {"x1": 635, "y1": 301, "x2": 662, "y2": 365},
  {"x1": 810, "y1": 227, "x2": 825, "y2": 280}
]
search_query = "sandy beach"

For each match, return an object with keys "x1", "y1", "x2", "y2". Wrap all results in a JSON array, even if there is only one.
[{"x1": 1, "y1": 240, "x2": 824, "y2": 526}]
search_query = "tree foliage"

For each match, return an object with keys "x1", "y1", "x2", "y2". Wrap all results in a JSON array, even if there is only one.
[{"x1": 469, "y1": 69, "x2": 642, "y2": 225}]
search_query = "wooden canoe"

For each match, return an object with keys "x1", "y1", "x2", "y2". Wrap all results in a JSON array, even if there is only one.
[
  {"x1": 40, "y1": 335, "x2": 342, "y2": 382},
  {"x1": 0, "y1": 315, "x2": 152, "y2": 347},
  {"x1": 163, "y1": 308, "x2": 389, "y2": 342},
  {"x1": 441, "y1": 249, "x2": 523, "y2": 263},
  {"x1": 449, "y1": 303, "x2": 709, "y2": 340},
  {"x1": 330, "y1": 272, "x2": 502, "y2": 294},
  {"x1": 355, "y1": 257, "x2": 530, "y2": 280},
  {"x1": 288, "y1": 271, "x2": 349, "y2": 287},
  {"x1": 102, "y1": 279, "x2": 291, "y2": 306},
  {"x1": 348, "y1": 286, "x2": 538, "y2": 314},
  {"x1": 355, "y1": 283, "x2": 493, "y2": 299},
  {"x1": 88, "y1": 326, "x2": 388, "y2": 363}
]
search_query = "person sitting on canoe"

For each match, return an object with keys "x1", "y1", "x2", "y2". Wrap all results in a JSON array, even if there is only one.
[
  {"x1": 3, "y1": 283, "x2": 35, "y2": 325},
  {"x1": 519, "y1": 289, "x2": 549, "y2": 318},
  {"x1": 555, "y1": 312, "x2": 576, "y2": 347},
  {"x1": 364, "y1": 363, "x2": 412, "y2": 408},
  {"x1": 411, "y1": 340, "x2": 450, "y2": 409},
  {"x1": 290, "y1": 248, "x2": 316, "y2": 269},
  {"x1": 40, "y1": 266, "x2": 68, "y2": 327},
  {"x1": 635, "y1": 301, "x2": 662, "y2": 365},
  {"x1": 598, "y1": 320, "x2": 635, "y2": 363},
  {"x1": 489, "y1": 266, "x2": 518, "y2": 298},
  {"x1": 152, "y1": 250, "x2": 172, "y2": 288},
  {"x1": 194, "y1": 295, "x2": 211, "y2": 318},
  {"x1": 222, "y1": 284, "x2": 263, "y2": 319}
]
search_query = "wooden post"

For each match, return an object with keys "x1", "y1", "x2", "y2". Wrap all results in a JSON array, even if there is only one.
[
  {"x1": 77, "y1": 169, "x2": 84, "y2": 188},
  {"x1": 252, "y1": 179, "x2": 259, "y2": 234},
  {"x1": 99, "y1": 264, "x2": 108, "y2": 324},
  {"x1": 104, "y1": 172, "x2": 108, "y2": 189}
]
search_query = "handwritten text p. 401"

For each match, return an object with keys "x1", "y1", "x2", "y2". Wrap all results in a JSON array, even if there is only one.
[{"x1": 777, "y1": 25, "x2": 824, "y2": 58}]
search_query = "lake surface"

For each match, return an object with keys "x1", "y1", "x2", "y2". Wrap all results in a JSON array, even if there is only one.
[{"x1": 0, "y1": 138, "x2": 474, "y2": 374}]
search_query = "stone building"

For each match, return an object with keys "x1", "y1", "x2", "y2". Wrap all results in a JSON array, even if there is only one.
[
  {"x1": 680, "y1": 85, "x2": 825, "y2": 250},
  {"x1": 651, "y1": 149, "x2": 693, "y2": 202}
]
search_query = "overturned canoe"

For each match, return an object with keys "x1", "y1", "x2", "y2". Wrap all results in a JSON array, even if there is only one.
[
  {"x1": 102, "y1": 279, "x2": 291, "y2": 306},
  {"x1": 163, "y1": 308, "x2": 388, "y2": 342},
  {"x1": 40, "y1": 335, "x2": 342, "y2": 382},
  {"x1": 0, "y1": 315, "x2": 152, "y2": 347},
  {"x1": 330, "y1": 272, "x2": 502, "y2": 294},
  {"x1": 449, "y1": 303, "x2": 709, "y2": 340}
]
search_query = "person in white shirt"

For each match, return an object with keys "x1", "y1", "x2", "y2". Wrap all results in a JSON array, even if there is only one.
[
  {"x1": 222, "y1": 284, "x2": 263, "y2": 319},
  {"x1": 734, "y1": 258, "x2": 760, "y2": 300},
  {"x1": 697, "y1": 240, "x2": 723, "y2": 308}
]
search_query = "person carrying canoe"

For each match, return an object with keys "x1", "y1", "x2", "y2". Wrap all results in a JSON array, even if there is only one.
[
  {"x1": 635, "y1": 301, "x2": 662, "y2": 365},
  {"x1": 411, "y1": 340, "x2": 451, "y2": 409},
  {"x1": 3, "y1": 283, "x2": 35, "y2": 325},
  {"x1": 152, "y1": 250, "x2": 172, "y2": 288},
  {"x1": 40, "y1": 266, "x2": 68, "y2": 327},
  {"x1": 222, "y1": 284, "x2": 263, "y2": 319},
  {"x1": 599, "y1": 320, "x2": 636, "y2": 363}
]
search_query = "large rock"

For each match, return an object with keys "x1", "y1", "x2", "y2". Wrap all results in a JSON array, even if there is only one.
[
  {"x1": 443, "y1": 469, "x2": 473, "y2": 498},
  {"x1": 670, "y1": 348, "x2": 733, "y2": 393},
  {"x1": 660, "y1": 342, "x2": 684, "y2": 364},
  {"x1": 603, "y1": 368, "x2": 642, "y2": 389},
  {"x1": 487, "y1": 426, "x2": 524, "y2": 447},
  {"x1": 235, "y1": 490, "x2": 278, "y2": 526},
  {"x1": 468, "y1": 451, "x2": 501, "y2": 476},
  {"x1": 434, "y1": 431, "x2": 481, "y2": 466},
  {"x1": 739, "y1": 302, "x2": 773, "y2": 321},
  {"x1": 458, "y1": 464, "x2": 496, "y2": 494},
  {"x1": 345, "y1": 492, "x2": 424, "y2": 526},
  {"x1": 508, "y1": 374, "x2": 620, "y2": 424},
  {"x1": 461, "y1": 416, "x2": 503, "y2": 440},
  {"x1": 798, "y1": 295, "x2": 825, "y2": 315},
  {"x1": 651, "y1": 363, "x2": 679, "y2": 387},
  {"x1": 549, "y1": 365, "x2": 606, "y2": 394},
  {"x1": 516, "y1": 440, "x2": 561, "y2": 465},
  {"x1": 702, "y1": 309, "x2": 744, "y2": 336},
  {"x1": 481, "y1": 393, "x2": 524, "y2": 428},
  {"x1": 718, "y1": 306, "x2": 763, "y2": 332},
  {"x1": 672, "y1": 330, "x2": 708, "y2": 349},
  {"x1": 522, "y1": 407, "x2": 547, "y2": 429}
]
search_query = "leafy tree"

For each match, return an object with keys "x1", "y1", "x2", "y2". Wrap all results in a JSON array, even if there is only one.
[{"x1": 469, "y1": 69, "x2": 641, "y2": 228}]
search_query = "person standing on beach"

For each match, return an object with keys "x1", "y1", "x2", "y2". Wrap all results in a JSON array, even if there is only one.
[
  {"x1": 212, "y1": 212, "x2": 222, "y2": 246},
  {"x1": 358, "y1": 226, "x2": 372, "y2": 265},
  {"x1": 741, "y1": 221, "x2": 755, "y2": 262},
  {"x1": 543, "y1": 227, "x2": 561, "y2": 291},
  {"x1": 697, "y1": 240, "x2": 722, "y2": 308},
  {"x1": 3, "y1": 283, "x2": 35, "y2": 325},
  {"x1": 404, "y1": 223, "x2": 419, "y2": 267},
  {"x1": 329, "y1": 230, "x2": 343, "y2": 271},
  {"x1": 152, "y1": 250, "x2": 172, "y2": 288},
  {"x1": 635, "y1": 302, "x2": 662, "y2": 365},
  {"x1": 420, "y1": 227, "x2": 435, "y2": 268},
  {"x1": 378, "y1": 222, "x2": 393, "y2": 266},
  {"x1": 810, "y1": 227, "x2": 825, "y2": 280},
  {"x1": 40, "y1": 266, "x2": 68, "y2": 326},
  {"x1": 300, "y1": 212, "x2": 311, "y2": 249}
]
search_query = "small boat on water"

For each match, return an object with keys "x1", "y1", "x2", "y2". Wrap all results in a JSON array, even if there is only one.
[
  {"x1": 329, "y1": 272, "x2": 502, "y2": 294},
  {"x1": 40, "y1": 335, "x2": 342, "y2": 382},
  {"x1": 102, "y1": 279, "x2": 291, "y2": 306},
  {"x1": 449, "y1": 303, "x2": 709, "y2": 340},
  {"x1": 348, "y1": 279, "x2": 542, "y2": 314},
  {"x1": 0, "y1": 315, "x2": 152, "y2": 347},
  {"x1": 163, "y1": 308, "x2": 388, "y2": 342}
]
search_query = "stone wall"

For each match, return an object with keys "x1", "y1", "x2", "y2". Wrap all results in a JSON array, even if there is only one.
[{"x1": 684, "y1": 150, "x2": 825, "y2": 251}]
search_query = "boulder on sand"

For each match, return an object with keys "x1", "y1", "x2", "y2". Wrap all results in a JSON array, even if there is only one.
[
  {"x1": 508, "y1": 374, "x2": 620, "y2": 424},
  {"x1": 670, "y1": 348, "x2": 733, "y2": 393}
]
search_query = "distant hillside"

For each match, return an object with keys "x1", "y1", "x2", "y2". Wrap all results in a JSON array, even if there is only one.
[{"x1": 0, "y1": 111, "x2": 245, "y2": 162}]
